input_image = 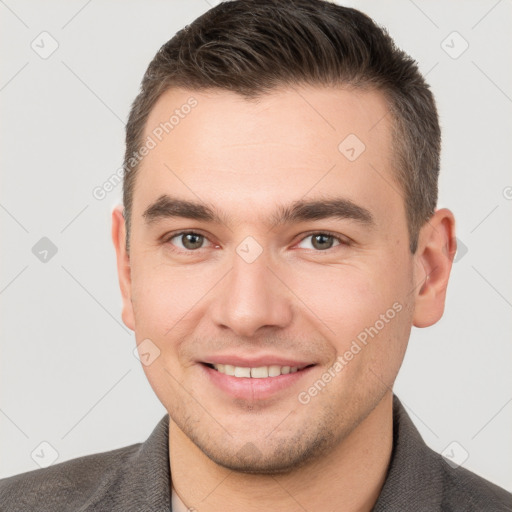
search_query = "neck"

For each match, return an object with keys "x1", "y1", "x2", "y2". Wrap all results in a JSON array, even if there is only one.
[{"x1": 169, "y1": 392, "x2": 394, "y2": 512}]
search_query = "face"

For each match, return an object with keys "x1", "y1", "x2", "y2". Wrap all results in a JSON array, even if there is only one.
[{"x1": 116, "y1": 85, "x2": 421, "y2": 473}]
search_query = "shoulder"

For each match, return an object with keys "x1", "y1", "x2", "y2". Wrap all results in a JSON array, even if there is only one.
[
  {"x1": 435, "y1": 451, "x2": 512, "y2": 511},
  {"x1": 0, "y1": 442, "x2": 142, "y2": 512},
  {"x1": 376, "y1": 396, "x2": 512, "y2": 511}
]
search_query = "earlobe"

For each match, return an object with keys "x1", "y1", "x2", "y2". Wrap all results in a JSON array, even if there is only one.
[
  {"x1": 412, "y1": 208, "x2": 457, "y2": 328},
  {"x1": 111, "y1": 204, "x2": 135, "y2": 331}
]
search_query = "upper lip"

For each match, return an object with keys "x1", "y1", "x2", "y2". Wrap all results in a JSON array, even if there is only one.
[{"x1": 201, "y1": 354, "x2": 315, "y2": 368}]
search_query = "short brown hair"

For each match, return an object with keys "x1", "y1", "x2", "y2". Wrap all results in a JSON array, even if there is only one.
[{"x1": 123, "y1": 0, "x2": 440, "y2": 253}]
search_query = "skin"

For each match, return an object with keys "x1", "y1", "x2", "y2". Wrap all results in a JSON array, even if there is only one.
[{"x1": 112, "y1": 85, "x2": 456, "y2": 511}]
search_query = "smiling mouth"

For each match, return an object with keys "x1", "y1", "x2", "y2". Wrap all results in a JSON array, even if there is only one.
[{"x1": 203, "y1": 362, "x2": 315, "y2": 378}]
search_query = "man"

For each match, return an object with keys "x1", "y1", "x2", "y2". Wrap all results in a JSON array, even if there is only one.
[{"x1": 1, "y1": 0, "x2": 510, "y2": 510}]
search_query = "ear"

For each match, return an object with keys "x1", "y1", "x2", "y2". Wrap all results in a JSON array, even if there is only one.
[
  {"x1": 412, "y1": 208, "x2": 457, "y2": 328},
  {"x1": 111, "y1": 204, "x2": 135, "y2": 331}
]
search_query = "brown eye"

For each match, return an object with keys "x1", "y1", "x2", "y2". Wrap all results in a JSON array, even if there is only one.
[
  {"x1": 296, "y1": 232, "x2": 346, "y2": 252},
  {"x1": 168, "y1": 232, "x2": 206, "y2": 251},
  {"x1": 311, "y1": 234, "x2": 335, "y2": 250}
]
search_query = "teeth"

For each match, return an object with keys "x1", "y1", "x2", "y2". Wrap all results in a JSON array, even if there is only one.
[
  {"x1": 251, "y1": 366, "x2": 269, "y2": 378},
  {"x1": 224, "y1": 364, "x2": 235, "y2": 376},
  {"x1": 212, "y1": 364, "x2": 301, "y2": 378},
  {"x1": 234, "y1": 366, "x2": 251, "y2": 378}
]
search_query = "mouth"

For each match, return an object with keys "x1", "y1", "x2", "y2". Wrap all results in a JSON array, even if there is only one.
[
  {"x1": 203, "y1": 362, "x2": 315, "y2": 378},
  {"x1": 200, "y1": 361, "x2": 317, "y2": 401}
]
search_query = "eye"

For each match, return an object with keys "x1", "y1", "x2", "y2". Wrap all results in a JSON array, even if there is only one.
[
  {"x1": 165, "y1": 231, "x2": 212, "y2": 251},
  {"x1": 163, "y1": 230, "x2": 350, "y2": 254},
  {"x1": 296, "y1": 232, "x2": 348, "y2": 251}
]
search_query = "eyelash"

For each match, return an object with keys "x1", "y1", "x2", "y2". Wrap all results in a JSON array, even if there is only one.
[{"x1": 162, "y1": 230, "x2": 351, "y2": 254}]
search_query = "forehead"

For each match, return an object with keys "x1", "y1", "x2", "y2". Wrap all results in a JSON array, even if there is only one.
[
  {"x1": 143, "y1": 84, "x2": 392, "y2": 164},
  {"x1": 133, "y1": 85, "x2": 401, "y2": 230}
]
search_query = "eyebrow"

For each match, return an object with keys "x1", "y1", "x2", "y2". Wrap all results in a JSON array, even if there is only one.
[{"x1": 142, "y1": 194, "x2": 375, "y2": 229}]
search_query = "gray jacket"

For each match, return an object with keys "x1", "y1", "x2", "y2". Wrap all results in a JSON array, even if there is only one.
[{"x1": 1, "y1": 395, "x2": 511, "y2": 511}]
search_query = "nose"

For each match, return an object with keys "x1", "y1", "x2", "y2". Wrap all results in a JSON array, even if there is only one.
[{"x1": 210, "y1": 248, "x2": 294, "y2": 338}]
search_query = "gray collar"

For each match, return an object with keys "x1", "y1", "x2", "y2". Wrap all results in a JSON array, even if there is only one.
[{"x1": 108, "y1": 395, "x2": 510, "y2": 511}]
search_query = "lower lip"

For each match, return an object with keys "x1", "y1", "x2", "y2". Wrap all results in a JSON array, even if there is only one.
[{"x1": 201, "y1": 364, "x2": 315, "y2": 401}]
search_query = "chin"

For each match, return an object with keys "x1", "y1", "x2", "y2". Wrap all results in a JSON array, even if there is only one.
[{"x1": 196, "y1": 429, "x2": 335, "y2": 475}]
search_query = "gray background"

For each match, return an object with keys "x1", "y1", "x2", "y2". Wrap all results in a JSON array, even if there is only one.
[{"x1": 1, "y1": 0, "x2": 511, "y2": 492}]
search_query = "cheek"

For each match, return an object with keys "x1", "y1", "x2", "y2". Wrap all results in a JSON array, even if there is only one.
[
  {"x1": 285, "y1": 263, "x2": 390, "y2": 340},
  {"x1": 130, "y1": 258, "x2": 210, "y2": 335},
  {"x1": 288, "y1": 259, "x2": 413, "y2": 378},
  {"x1": 131, "y1": 279, "x2": 173, "y2": 335}
]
